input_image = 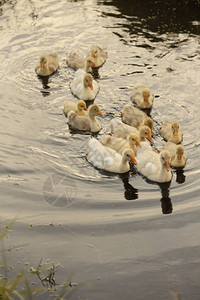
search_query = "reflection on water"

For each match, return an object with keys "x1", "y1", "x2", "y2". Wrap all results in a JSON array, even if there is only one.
[
  {"x1": 175, "y1": 168, "x2": 186, "y2": 184},
  {"x1": 159, "y1": 181, "x2": 173, "y2": 214},
  {"x1": 120, "y1": 172, "x2": 138, "y2": 200}
]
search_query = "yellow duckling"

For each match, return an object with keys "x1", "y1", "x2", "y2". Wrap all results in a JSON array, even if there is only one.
[
  {"x1": 88, "y1": 45, "x2": 108, "y2": 67},
  {"x1": 63, "y1": 100, "x2": 87, "y2": 117},
  {"x1": 163, "y1": 142, "x2": 186, "y2": 167},
  {"x1": 35, "y1": 53, "x2": 59, "y2": 76},
  {"x1": 68, "y1": 104, "x2": 103, "y2": 133},
  {"x1": 131, "y1": 85, "x2": 154, "y2": 109},
  {"x1": 100, "y1": 133, "x2": 141, "y2": 155},
  {"x1": 87, "y1": 138, "x2": 137, "y2": 174},
  {"x1": 160, "y1": 121, "x2": 183, "y2": 143}
]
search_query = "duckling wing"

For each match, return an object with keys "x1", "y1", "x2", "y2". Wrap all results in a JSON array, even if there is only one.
[
  {"x1": 137, "y1": 149, "x2": 160, "y2": 177},
  {"x1": 87, "y1": 138, "x2": 121, "y2": 170},
  {"x1": 67, "y1": 52, "x2": 85, "y2": 69},
  {"x1": 63, "y1": 101, "x2": 77, "y2": 116},
  {"x1": 68, "y1": 114, "x2": 90, "y2": 131},
  {"x1": 160, "y1": 121, "x2": 171, "y2": 140},
  {"x1": 70, "y1": 77, "x2": 83, "y2": 98}
]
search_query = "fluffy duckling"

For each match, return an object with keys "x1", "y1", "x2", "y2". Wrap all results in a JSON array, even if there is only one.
[
  {"x1": 63, "y1": 100, "x2": 87, "y2": 117},
  {"x1": 110, "y1": 117, "x2": 153, "y2": 139},
  {"x1": 70, "y1": 73, "x2": 99, "y2": 101},
  {"x1": 138, "y1": 126, "x2": 153, "y2": 143},
  {"x1": 74, "y1": 57, "x2": 96, "y2": 78},
  {"x1": 160, "y1": 121, "x2": 183, "y2": 143},
  {"x1": 121, "y1": 104, "x2": 149, "y2": 128},
  {"x1": 87, "y1": 45, "x2": 108, "y2": 67},
  {"x1": 35, "y1": 53, "x2": 59, "y2": 76},
  {"x1": 163, "y1": 142, "x2": 186, "y2": 167},
  {"x1": 87, "y1": 138, "x2": 137, "y2": 174},
  {"x1": 131, "y1": 85, "x2": 154, "y2": 109},
  {"x1": 68, "y1": 104, "x2": 103, "y2": 132},
  {"x1": 136, "y1": 149, "x2": 172, "y2": 183},
  {"x1": 100, "y1": 133, "x2": 141, "y2": 155}
]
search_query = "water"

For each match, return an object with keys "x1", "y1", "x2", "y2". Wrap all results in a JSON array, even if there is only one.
[{"x1": 0, "y1": 0, "x2": 200, "y2": 299}]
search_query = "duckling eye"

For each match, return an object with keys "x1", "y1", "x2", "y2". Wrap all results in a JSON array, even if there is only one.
[
  {"x1": 131, "y1": 138, "x2": 135, "y2": 141},
  {"x1": 145, "y1": 131, "x2": 147, "y2": 135}
]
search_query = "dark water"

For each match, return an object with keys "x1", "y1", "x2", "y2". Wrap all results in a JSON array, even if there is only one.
[{"x1": 0, "y1": 0, "x2": 200, "y2": 299}]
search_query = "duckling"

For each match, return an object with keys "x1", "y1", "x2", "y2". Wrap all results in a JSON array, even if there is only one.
[
  {"x1": 74, "y1": 57, "x2": 96, "y2": 78},
  {"x1": 100, "y1": 132, "x2": 141, "y2": 155},
  {"x1": 131, "y1": 85, "x2": 154, "y2": 109},
  {"x1": 121, "y1": 104, "x2": 149, "y2": 128},
  {"x1": 35, "y1": 53, "x2": 59, "y2": 76},
  {"x1": 87, "y1": 45, "x2": 108, "y2": 67},
  {"x1": 163, "y1": 142, "x2": 186, "y2": 167},
  {"x1": 110, "y1": 117, "x2": 153, "y2": 139},
  {"x1": 70, "y1": 73, "x2": 99, "y2": 101},
  {"x1": 136, "y1": 149, "x2": 172, "y2": 183},
  {"x1": 160, "y1": 121, "x2": 183, "y2": 143},
  {"x1": 87, "y1": 138, "x2": 137, "y2": 174},
  {"x1": 68, "y1": 104, "x2": 103, "y2": 132},
  {"x1": 63, "y1": 100, "x2": 87, "y2": 117}
]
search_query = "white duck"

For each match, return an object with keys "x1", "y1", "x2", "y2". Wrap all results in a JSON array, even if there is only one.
[
  {"x1": 121, "y1": 104, "x2": 149, "y2": 128},
  {"x1": 87, "y1": 45, "x2": 108, "y2": 67},
  {"x1": 70, "y1": 73, "x2": 99, "y2": 101},
  {"x1": 87, "y1": 138, "x2": 137, "y2": 173},
  {"x1": 110, "y1": 117, "x2": 153, "y2": 139},
  {"x1": 137, "y1": 149, "x2": 172, "y2": 183},
  {"x1": 63, "y1": 100, "x2": 87, "y2": 116},
  {"x1": 160, "y1": 121, "x2": 183, "y2": 144},
  {"x1": 68, "y1": 104, "x2": 103, "y2": 132},
  {"x1": 100, "y1": 132, "x2": 141, "y2": 155},
  {"x1": 130, "y1": 85, "x2": 154, "y2": 109},
  {"x1": 35, "y1": 53, "x2": 59, "y2": 76},
  {"x1": 163, "y1": 142, "x2": 186, "y2": 167}
]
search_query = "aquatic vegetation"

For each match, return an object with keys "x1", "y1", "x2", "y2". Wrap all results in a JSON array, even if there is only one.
[{"x1": 0, "y1": 220, "x2": 90, "y2": 299}]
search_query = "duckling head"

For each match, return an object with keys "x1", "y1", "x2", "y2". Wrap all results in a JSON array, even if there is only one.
[
  {"x1": 77, "y1": 100, "x2": 87, "y2": 112},
  {"x1": 142, "y1": 88, "x2": 150, "y2": 104},
  {"x1": 91, "y1": 46, "x2": 99, "y2": 58},
  {"x1": 176, "y1": 145, "x2": 185, "y2": 162},
  {"x1": 88, "y1": 104, "x2": 103, "y2": 118},
  {"x1": 83, "y1": 73, "x2": 93, "y2": 90},
  {"x1": 171, "y1": 121, "x2": 180, "y2": 136},
  {"x1": 86, "y1": 57, "x2": 96, "y2": 68},
  {"x1": 139, "y1": 126, "x2": 153, "y2": 142},
  {"x1": 40, "y1": 56, "x2": 47, "y2": 71},
  {"x1": 160, "y1": 150, "x2": 171, "y2": 171},
  {"x1": 122, "y1": 149, "x2": 137, "y2": 165},
  {"x1": 142, "y1": 117, "x2": 153, "y2": 135},
  {"x1": 127, "y1": 133, "x2": 141, "y2": 148}
]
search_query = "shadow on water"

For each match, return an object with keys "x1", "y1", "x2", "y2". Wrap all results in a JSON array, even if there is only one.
[
  {"x1": 37, "y1": 75, "x2": 51, "y2": 97},
  {"x1": 98, "y1": 0, "x2": 200, "y2": 36}
]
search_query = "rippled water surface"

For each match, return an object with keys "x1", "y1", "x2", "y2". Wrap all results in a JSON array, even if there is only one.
[{"x1": 1, "y1": 0, "x2": 200, "y2": 299}]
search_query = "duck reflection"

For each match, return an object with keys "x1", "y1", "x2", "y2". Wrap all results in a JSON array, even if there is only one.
[
  {"x1": 158, "y1": 181, "x2": 173, "y2": 214},
  {"x1": 119, "y1": 171, "x2": 138, "y2": 200},
  {"x1": 38, "y1": 75, "x2": 51, "y2": 97},
  {"x1": 175, "y1": 167, "x2": 186, "y2": 184}
]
